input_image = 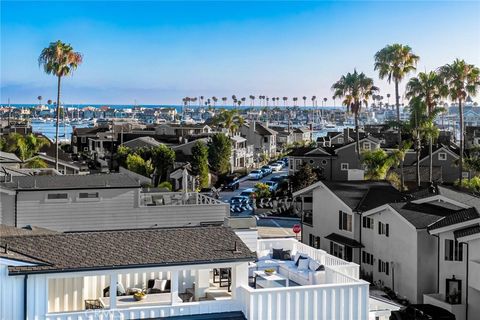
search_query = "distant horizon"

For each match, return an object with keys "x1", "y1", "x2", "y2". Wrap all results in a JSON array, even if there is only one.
[{"x1": 1, "y1": 1, "x2": 479, "y2": 105}]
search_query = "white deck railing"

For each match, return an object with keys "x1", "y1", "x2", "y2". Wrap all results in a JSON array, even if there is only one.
[{"x1": 257, "y1": 238, "x2": 360, "y2": 279}]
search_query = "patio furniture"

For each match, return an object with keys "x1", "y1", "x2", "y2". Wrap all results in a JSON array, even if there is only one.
[
  {"x1": 254, "y1": 270, "x2": 289, "y2": 288},
  {"x1": 85, "y1": 299, "x2": 104, "y2": 309},
  {"x1": 213, "y1": 268, "x2": 231, "y2": 291},
  {"x1": 179, "y1": 292, "x2": 194, "y2": 302}
]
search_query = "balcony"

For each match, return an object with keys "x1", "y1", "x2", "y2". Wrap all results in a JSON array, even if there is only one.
[{"x1": 423, "y1": 293, "x2": 466, "y2": 320}]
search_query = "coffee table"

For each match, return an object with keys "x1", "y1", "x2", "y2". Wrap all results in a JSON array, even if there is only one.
[{"x1": 254, "y1": 270, "x2": 289, "y2": 288}]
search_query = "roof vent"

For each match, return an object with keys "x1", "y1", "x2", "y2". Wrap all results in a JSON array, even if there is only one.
[
  {"x1": 4, "y1": 243, "x2": 8, "y2": 254},
  {"x1": 232, "y1": 241, "x2": 242, "y2": 254}
]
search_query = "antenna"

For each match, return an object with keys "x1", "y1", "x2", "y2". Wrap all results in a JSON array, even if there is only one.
[{"x1": 233, "y1": 241, "x2": 242, "y2": 254}]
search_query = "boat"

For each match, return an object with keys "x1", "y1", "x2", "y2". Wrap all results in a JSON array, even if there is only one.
[{"x1": 30, "y1": 117, "x2": 46, "y2": 123}]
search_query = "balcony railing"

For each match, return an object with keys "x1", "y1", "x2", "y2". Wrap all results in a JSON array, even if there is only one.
[{"x1": 140, "y1": 192, "x2": 224, "y2": 207}]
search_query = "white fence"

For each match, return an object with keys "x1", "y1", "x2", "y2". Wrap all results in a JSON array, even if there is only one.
[{"x1": 140, "y1": 192, "x2": 224, "y2": 206}]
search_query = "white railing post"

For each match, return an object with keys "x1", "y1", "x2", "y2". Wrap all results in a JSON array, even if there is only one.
[
  {"x1": 109, "y1": 272, "x2": 118, "y2": 312},
  {"x1": 170, "y1": 270, "x2": 179, "y2": 305}
]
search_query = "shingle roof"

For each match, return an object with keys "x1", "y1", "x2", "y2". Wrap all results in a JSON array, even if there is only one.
[
  {"x1": 0, "y1": 226, "x2": 255, "y2": 275},
  {"x1": 357, "y1": 186, "x2": 404, "y2": 212},
  {"x1": 0, "y1": 224, "x2": 58, "y2": 237},
  {"x1": 437, "y1": 185, "x2": 480, "y2": 211},
  {"x1": 325, "y1": 233, "x2": 363, "y2": 248},
  {"x1": 428, "y1": 207, "x2": 479, "y2": 231},
  {"x1": 122, "y1": 136, "x2": 161, "y2": 149},
  {"x1": 0, "y1": 173, "x2": 140, "y2": 191},
  {"x1": 322, "y1": 181, "x2": 395, "y2": 210},
  {"x1": 389, "y1": 202, "x2": 455, "y2": 229},
  {"x1": 454, "y1": 224, "x2": 480, "y2": 239},
  {"x1": 255, "y1": 123, "x2": 277, "y2": 136},
  {"x1": 0, "y1": 151, "x2": 21, "y2": 163}
]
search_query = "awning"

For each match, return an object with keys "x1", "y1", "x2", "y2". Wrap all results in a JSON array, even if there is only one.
[{"x1": 325, "y1": 233, "x2": 364, "y2": 248}]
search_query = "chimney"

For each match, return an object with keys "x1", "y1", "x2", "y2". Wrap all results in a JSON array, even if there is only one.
[{"x1": 343, "y1": 127, "x2": 350, "y2": 143}]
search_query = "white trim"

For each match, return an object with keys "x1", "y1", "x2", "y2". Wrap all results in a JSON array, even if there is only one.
[
  {"x1": 457, "y1": 232, "x2": 480, "y2": 242},
  {"x1": 438, "y1": 152, "x2": 447, "y2": 161},
  {"x1": 363, "y1": 205, "x2": 417, "y2": 231},
  {"x1": 341, "y1": 163, "x2": 349, "y2": 171},
  {"x1": 418, "y1": 146, "x2": 459, "y2": 164},
  {"x1": 428, "y1": 217, "x2": 480, "y2": 235},
  {"x1": 412, "y1": 195, "x2": 469, "y2": 209},
  {"x1": 292, "y1": 180, "x2": 325, "y2": 197},
  {"x1": 334, "y1": 137, "x2": 379, "y2": 154}
]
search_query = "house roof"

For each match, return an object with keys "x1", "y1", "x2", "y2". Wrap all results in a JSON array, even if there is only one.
[
  {"x1": 0, "y1": 226, "x2": 256, "y2": 275},
  {"x1": 427, "y1": 207, "x2": 479, "y2": 231},
  {"x1": 0, "y1": 151, "x2": 21, "y2": 163},
  {"x1": 288, "y1": 147, "x2": 334, "y2": 157},
  {"x1": 325, "y1": 233, "x2": 363, "y2": 248},
  {"x1": 0, "y1": 224, "x2": 58, "y2": 237},
  {"x1": 454, "y1": 224, "x2": 480, "y2": 240},
  {"x1": 356, "y1": 186, "x2": 404, "y2": 212},
  {"x1": 255, "y1": 123, "x2": 277, "y2": 136},
  {"x1": 122, "y1": 136, "x2": 161, "y2": 149},
  {"x1": 388, "y1": 202, "x2": 456, "y2": 229},
  {"x1": 0, "y1": 173, "x2": 140, "y2": 191},
  {"x1": 321, "y1": 180, "x2": 395, "y2": 210}
]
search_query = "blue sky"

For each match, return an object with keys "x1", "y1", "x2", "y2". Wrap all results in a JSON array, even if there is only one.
[{"x1": 1, "y1": 1, "x2": 479, "y2": 105}]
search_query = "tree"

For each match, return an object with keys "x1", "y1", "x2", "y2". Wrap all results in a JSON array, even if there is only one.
[
  {"x1": 115, "y1": 145, "x2": 131, "y2": 168},
  {"x1": 291, "y1": 163, "x2": 318, "y2": 191},
  {"x1": 24, "y1": 157, "x2": 48, "y2": 169},
  {"x1": 438, "y1": 59, "x2": 480, "y2": 183},
  {"x1": 362, "y1": 149, "x2": 401, "y2": 180},
  {"x1": 332, "y1": 70, "x2": 379, "y2": 158},
  {"x1": 126, "y1": 153, "x2": 154, "y2": 177},
  {"x1": 374, "y1": 44, "x2": 419, "y2": 147},
  {"x1": 150, "y1": 144, "x2": 175, "y2": 185},
  {"x1": 463, "y1": 147, "x2": 480, "y2": 175},
  {"x1": 212, "y1": 109, "x2": 244, "y2": 135},
  {"x1": 208, "y1": 133, "x2": 232, "y2": 175},
  {"x1": 254, "y1": 182, "x2": 271, "y2": 199},
  {"x1": 39, "y1": 40, "x2": 83, "y2": 171},
  {"x1": 2, "y1": 133, "x2": 50, "y2": 161},
  {"x1": 406, "y1": 71, "x2": 445, "y2": 183},
  {"x1": 191, "y1": 140, "x2": 209, "y2": 188}
]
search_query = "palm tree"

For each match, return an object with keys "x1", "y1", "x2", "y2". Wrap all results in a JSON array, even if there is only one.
[
  {"x1": 3, "y1": 133, "x2": 50, "y2": 162},
  {"x1": 438, "y1": 59, "x2": 480, "y2": 183},
  {"x1": 386, "y1": 93, "x2": 391, "y2": 106},
  {"x1": 38, "y1": 40, "x2": 82, "y2": 170},
  {"x1": 283, "y1": 97, "x2": 288, "y2": 107},
  {"x1": 222, "y1": 97, "x2": 227, "y2": 106},
  {"x1": 323, "y1": 97, "x2": 327, "y2": 106},
  {"x1": 406, "y1": 71, "x2": 445, "y2": 183},
  {"x1": 332, "y1": 70, "x2": 379, "y2": 158},
  {"x1": 292, "y1": 97, "x2": 298, "y2": 107},
  {"x1": 374, "y1": 44, "x2": 419, "y2": 147},
  {"x1": 302, "y1": 96, "x2": 307, "y2": 107},
  {"x1": 37, "y1": 95, "x2": 42, "y2": 106},
  {"x1": 362, "y1": 148, "x2": 402, "y2": 180}
]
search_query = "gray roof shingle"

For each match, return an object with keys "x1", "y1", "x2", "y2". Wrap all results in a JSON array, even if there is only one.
[
  {"x1": 0, "y1": 226, "x2": 256, "y2": 275},
  {"x1": 389, "y1": 202, "x2": 455, "y2": 229},
  {"x1": 428, "y1": 207, "x2": 479, "y2": 231},
  {"x1": 0, "y1": 173, "x2": 140, "y2": 191},
  {"x1": 454, "y1": 224, "x2": 480, "y2": 239}
]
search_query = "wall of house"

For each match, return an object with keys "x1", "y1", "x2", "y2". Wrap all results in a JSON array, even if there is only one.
[
  {"x1": 289, "y1": 156, "x2": 332, "y2": 179},
  {"x1": 310, "y1": 186, "x2": 361, "y2": 263},
  {"x1": 332, "y1": 146, "x2": 361, "y2": 181},
  {"x1": 15, "y1": 189, "x2": 229, "y2": 232},
  {"x1": 364, "y1": 207, "x2": 420, "y2": 303},
  {"x1": 467, "y1": 238, "x2": 480, "y2": 320},
  {"x1": 0, "y1": 264, "x2": 24, "y2": 320},
  {"x1": 416, "y1": 229, "x2": 438, "y2": 303},
  {"x1": 0, "y1": 192, "x2": 15, "y2": 226},
  {"x1": 419, "y1": 150, "x2": 458, "y2": 183},
  {"x1": 438, "y1": 231, "x2": 467, "y2": 304}
]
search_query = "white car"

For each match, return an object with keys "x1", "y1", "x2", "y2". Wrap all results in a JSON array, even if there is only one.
[
  {"x1": 270, "y1": 162, "x2": 283, "y2": 172},
  {"x1": 264, "y1": 181, "x2": 278, "y2": 192},
  {"x1": 248, "y1": 170, "x2": 262, "y2": 180}
]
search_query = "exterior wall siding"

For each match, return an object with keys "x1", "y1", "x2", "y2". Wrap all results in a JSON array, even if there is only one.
[
  {"x1": 0, "y1": 265, "x2": 24, "y2": 320},
  {"x1": 15, "y1": 189, "x2": 229, "y2": 232},
  {"x1": 0, "y1": 193, "x2": 15, "y2": 226}
]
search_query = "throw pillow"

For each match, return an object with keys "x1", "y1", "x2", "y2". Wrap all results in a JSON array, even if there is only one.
[
  {"x1": 297, "y1": 257, "x2": 310, "y2": 271},
  {"x1": 295, "y1": 255, "x2": 308, "y2": 266},
  {"x1": 257, "y1": 249, "x2": 271, "y2": 260},
  {"x1": 272, "y1": 248, "x2": 283, "y2": 260},
  {"x1": 153, "y1": 279, "x2": 168, "y2": 292},
  {"x1": 290, "y1": 250, "x2": 297, "y2": 261},
  {"x1": 309, "y1": 259, "x2": 325, "y2": 272},
  {"x1": 281, "y1": 250, "x2": 291, "y2": 261}
]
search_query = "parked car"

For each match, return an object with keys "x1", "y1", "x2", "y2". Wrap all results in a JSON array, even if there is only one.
[
  {"x1": 389, "y1": 304, "x2": 455, "y2": 320},
  {"x1": 240, "y1": 188, "x2": 256, "y2": 199},
  {"x1": 261, "y1": 165, "x2": 273, "y2": 175},
  {"x1": 248, "y1": 170, "x2": 263, "y2": 180},
  {"x1": 229, "y1": 195, "x2": 253, "y2": 213},
  {"x1": 264, "y1": 181, "x2": 278, "y2": 192},
  {"x1": 269, "y1": 162, "x2": 283, "y2": 172},
  {"x1": 223, "y1": 176, "x2": 240, "y2": 190},
  {"x1": 270, "y1": 174, "x2": 288, "y2": 183}
]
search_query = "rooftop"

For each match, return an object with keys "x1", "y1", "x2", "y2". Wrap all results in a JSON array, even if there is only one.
[
  {"x1": 0, "y1": 226, "x2": 255, "y2": 275},
  {"x1": 388, "y1": 202, "x2": 456, "y2": 229},
  {"x1": 0, "y1": 173, "x2": 140, "y2": 191},
  {"x1": 428, "y1": 207, "x2": 479, "y2": 231}
]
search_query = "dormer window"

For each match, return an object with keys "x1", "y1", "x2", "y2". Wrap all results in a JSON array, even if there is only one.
[
  {"x1": 438, "y1": 152, "x2": 447, "y2": 161},
  {"x1": 338, "y1": 138, "x2": 344, "y2": 144},
  {"x1": 363, "y1": 142, "x2": 371, "y2": 150}
]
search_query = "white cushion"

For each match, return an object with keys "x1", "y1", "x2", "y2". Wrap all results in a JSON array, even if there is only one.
[
  {"x1": 294, "y1": 252, "x2": 308, "y2": 264},
  {"x1": 309, "y1": 259, "x2": 322, "y2": 272},
  {"x1": 256, "y1": 259, "x2": 280, "y2": 269},
  {"x1": 257, "y1": 249, "x2": 271, "y2": 260},
  {"x1": 153, "y1": 279, "x2": 168, "y2": 291},
  {"x1": 297, "y1": 258, "x2": 310, "y2": 271}
]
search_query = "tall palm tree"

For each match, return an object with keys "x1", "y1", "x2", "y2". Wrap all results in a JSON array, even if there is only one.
[
  {"x1": 283, "y1": 97, "x2": 288, "y2": 107},
  {"x1": 386, "y1": 93, "x2": 391, "y2": 106},
  {"x1": 323, "y1": 97, "x2": 327, "y2": 106},
  {"x1": 39, "y1": 40, "x2": 82, "y2": 170},
  {"x1": 438, "y1": 59, "x2": 480, "y2": 183},
  {"x1": 374, "y1": 44, "x2": 419, "y2": 147},
  {"x1": 332, "y1": 70, "x2": 379, "y2": 158},
  {"x1": 302, "y1": 96, "x2": 307, "y2": 107},
  {"x1": 406, "y1": 71, "x2": 445, "y2": 183},
  {"x1": 292, "y1": 97, "x2": 298, "y2": 107}
]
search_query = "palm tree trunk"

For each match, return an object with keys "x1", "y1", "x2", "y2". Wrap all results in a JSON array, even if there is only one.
[
  {"x1": 417, "y1": 133, "x2": 421, "y2": 187},
  {"x1": 459, "y1": 99, "x2": 464, "y2": 183},
  {"x1": 55, "y1": 76, "x2": 62, "y2": 171},
  {"x1": 355, "y1": 109, "x2": 360, "y2": 160},
  {"x1": 395, "y1": 79, "x2": 404, "y2": 190},
  {"x1": 429, "y1": 137, "x2": 433, "y2": 183}
]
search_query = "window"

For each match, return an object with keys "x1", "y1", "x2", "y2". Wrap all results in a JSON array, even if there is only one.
[
  {"x1": 363, "y1": 216, "x2": 374, "y2": 229},
  {"x1": 83, "y1": 147, "x2": 89, "y2": 152},
  {"x1": 309, "y1": 159, "x2": 314, "y2": 164},
  {"x1": 315, "y1": 237, "x2": 321, "y2": 249},
  {"x1": 378, "y1": 259, "x2": 389, "y2": 275},
  {"x1": 338, "y1": 138, "x2": 344, "y2": 144},
  {"x1": 309, "y1": 234, "x2": 315, "y2": 247},
  {"x1": 438, "y1": 152, "x2": 447, "y2": 161},
  {"x1": 73, "y1": 136, "x2": 77, "y2": 143},
  {"x1": 321, "y1": 159, "x2": 328, "y2": 165},
  {"x1": 81, "y1": 137, "x2": 86, "y2": 143},
  {"x1": 295, "y1": 159, "x2": 302, "y2": 170},
  {"x1": 445, "y1": 239, "x2": 463, "y2": 261},
  {"x1": 341, "y1": 163, "x2": 349, "y2": 171},
  {"x1": 289, "y1": 159, "x2": 294, "y2": 170},
  {"x1": 330, "y1": 242, "x2": 344, "y2": 259},
  {"x1": 378, "y1": 222, "x2": 389, "y2": 237},
  {"x1": 362, "y1": 251, "x2": 374, "y2": 265},
  {"x1": 303, "y1": 197, "x2": 313, "y2": 203},
  {"x1": 263, "y1": 137, "x2": 268, "y2": 143},
  {"x1": 79, "y1": 192, "x2": 99, "y2": 199},
  {"x1": 47, "y1": 193, "x2": 68, "y2": 200},
  {"x1": 339, "y1": 211, "x2": 352, "y2": 232},
  {"x1": 363, "y1": 142, "x2": 371, "y2": 150}
]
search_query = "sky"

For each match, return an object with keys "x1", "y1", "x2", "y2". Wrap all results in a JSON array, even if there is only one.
[{"x1": 1, "y1": 1, "x2": 480, "y2": 105}]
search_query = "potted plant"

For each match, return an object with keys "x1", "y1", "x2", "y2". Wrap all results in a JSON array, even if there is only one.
[
  {"x1": 133, "y1": 290, "x2": 147, "y2": 301},
  {"x1": 264, "y1": 268, "x2": 276, "y2": 276}
]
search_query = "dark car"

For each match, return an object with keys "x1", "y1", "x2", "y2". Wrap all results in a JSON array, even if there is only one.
[
  {"x1": 219, "y1": 176, "x2": 240, "y2": 190},
  {"x1": 390, "y1": 304, "x2": 455, "y2": 320}
]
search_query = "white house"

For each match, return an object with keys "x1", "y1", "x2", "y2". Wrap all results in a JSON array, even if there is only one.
[
  {"x1": 239, "y1": 121, "x2": 277, "y2": 160},
  {"x1": 0, "y1": 225, "x2": 377, "y2": 320}
]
